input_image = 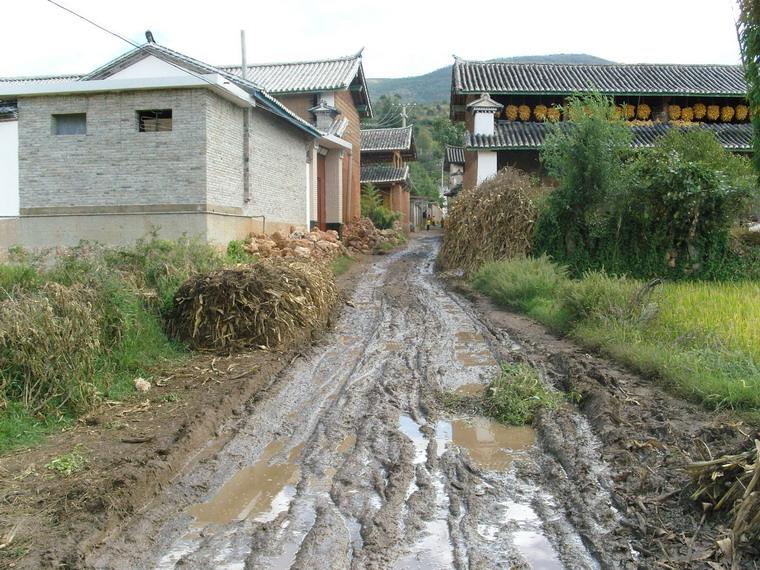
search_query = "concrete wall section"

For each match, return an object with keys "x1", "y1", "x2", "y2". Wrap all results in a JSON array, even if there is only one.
[
  {"x1": 247, "y1": 107, "x2": 310, "y2": 228},
  {"x1": 0, "y1": 218, "x2": 19, "y2": 256},
  {"x1": 0, "y1": 121, "x2": 19, "y2": 216},
  {"x1": 325, "y1": 150, "x2": 343, "y2": 224},
  {"x1": 476, "y1": 151, "x2": 498, "y2": 185},
  {"x1": 18, "y1": 89, "x2": 207, "y2": 212}
]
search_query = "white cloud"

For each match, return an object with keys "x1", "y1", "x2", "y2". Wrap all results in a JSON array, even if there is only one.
[{"x1": 0, "y1": 0, "x2": 743, "y2": 80}]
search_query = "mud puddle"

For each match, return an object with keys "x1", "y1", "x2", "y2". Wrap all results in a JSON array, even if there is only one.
[{"x1": 435, "y1": 416, "x2": 535, "y2": 470}]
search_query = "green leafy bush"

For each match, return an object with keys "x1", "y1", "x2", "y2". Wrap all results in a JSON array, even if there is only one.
[{"x1": 361, "y1": 184, "x2": 401, "y2": 230}]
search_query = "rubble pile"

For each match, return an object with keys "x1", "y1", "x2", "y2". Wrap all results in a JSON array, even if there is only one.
[
  {"x1": 244, "y1": 228, "x2": 346, "y2": 262},
  {"x1": 342, "y1": 217, "x2": 405, "y2": 254}
]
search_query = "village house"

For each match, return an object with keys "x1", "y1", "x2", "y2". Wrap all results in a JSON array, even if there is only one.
[
  {"x1": 360, "y1": 125, "x2": 416, "y2": 230},
  {"x1": 0, "y1": 39, "x2": 374, "y2": 250},
  {"x1": 219, "y1": 52, "x2": 372, "y2": 230},
  {"x1": 449, "y1": 58, "x2": 753, "y2": 188},
  {"x1": 443, "y1": 144, "x2": 465, "y2": 198}
]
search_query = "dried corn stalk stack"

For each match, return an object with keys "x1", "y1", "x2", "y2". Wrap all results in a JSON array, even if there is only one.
[
  {"x1": 165, "y1": 259, "x2": 338, "y2": 352},
  {"x1": 439, "y1": 167, "x2": 545, "y2": 273},
  {"x1": 687, "y1": 439, "x2": 760, "y2": 563}
]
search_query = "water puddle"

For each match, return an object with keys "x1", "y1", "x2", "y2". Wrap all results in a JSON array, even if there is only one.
[
  {"x1": 188, "y1": 439, "x2": 303, "y2": 525},
  {"x1": 502, "y1": 500, "x2": 563, "y2": 569},
  {"x1": 435, "y1": 417, "x2": 535, "y2": 470},
  {"x1": 255, "y1": 500, "x2": 317, "y2": 570},
  {"x1": 398, "y1": 415, "x2": 427, "y2": 464},
  {"x1": 454, "y1": 331, "x2": 498, "y2": 368},
  {"x1": 454, "y1": 383, "x2": 486, "y2": 396}
]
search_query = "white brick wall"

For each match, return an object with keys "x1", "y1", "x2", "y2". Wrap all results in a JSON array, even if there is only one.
[
  {"x1": 246, "y1": 109, "x2": 309, "y2": 227},
  {"x1": 205, "y1": 92, "x2": 244, "y2": 209}
]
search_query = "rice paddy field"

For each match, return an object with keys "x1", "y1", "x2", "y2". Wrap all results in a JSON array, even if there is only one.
[{"x1": 472, "y1": 258, "x2": 760, "y2": 415}]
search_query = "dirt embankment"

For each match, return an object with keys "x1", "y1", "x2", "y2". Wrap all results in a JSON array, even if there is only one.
[
  {"x1": 0, "y1": 256, "x2": 367, "y2": 569},
  {"x1": 454, "y1": 282, "x2": 759, "y2": 569}
]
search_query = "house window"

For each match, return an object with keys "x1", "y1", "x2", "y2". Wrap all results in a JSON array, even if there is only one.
[
  {"x1": 53, "y1": 113, "x2": 86, "y2": 135},
  {"x1": 137, "y1": 109, "x2": 172, "y2": 132}
]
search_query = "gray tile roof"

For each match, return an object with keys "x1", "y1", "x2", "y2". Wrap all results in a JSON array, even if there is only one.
[
  {"x1": 0, "y1": 74, "x2": 83, "y2": 85},
  {"x1": 360, "y1": 164, "x2": 409, "y2": 185},
  {"x1": 466, "y1": 121, "x2": 753, "y2": 151},
  {"x1": 452, "y1": 59, "x2": 747, "y2": 97},
  {"x1": 221, "y1": 54, "x2": 361, "y2": 93},
  {"x1": 445, "y1": 145, "x2": 465, "y2": 165},
  {"x1": 361, "y1": 126, "x2": 414, "y2": 152}
]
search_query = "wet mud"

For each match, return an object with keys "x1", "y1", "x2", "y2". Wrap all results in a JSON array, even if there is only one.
[{"x1": 89, "y1": 235, "x2": 755, "y2": 569}]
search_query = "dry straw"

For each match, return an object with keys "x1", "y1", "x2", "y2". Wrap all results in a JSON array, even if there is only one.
[
  {"x1": 688, "y1": 439, "x2": 760, "y2": 561},
  {"x1": 439, "y1": 167, "x2": 545, "y2": 273},
  {"x1": 165, "y1": 259, "x2": 338, "y2": 352}
]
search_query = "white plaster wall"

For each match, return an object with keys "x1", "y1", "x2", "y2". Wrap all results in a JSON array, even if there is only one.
[
  {"x1": 473, "y1": 112, "x2": 494, "y2": 136},
  {"x1": 0, "y1": 121, "x2": 19, "y2": 217},
  {"x1": 476, "y1": 151, "x2": 498, "y2": 185},
  {"x1": 108, "y1": 55, "x2": 193, "y2": 80},
  {"x1": 325, "y1": 150, "x2": 343, "y2": 224}
]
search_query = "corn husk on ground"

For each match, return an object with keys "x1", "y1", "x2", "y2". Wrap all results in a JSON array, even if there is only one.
[
  {"x1": 687, "y1": 438, "x2": 760, "y2": 565},
  {"x1": 439, "y1": 167, "x2": 544, "y2": 272},
  {"x1": 165, "y1": 259, "x2": 338, "y2": 352}
]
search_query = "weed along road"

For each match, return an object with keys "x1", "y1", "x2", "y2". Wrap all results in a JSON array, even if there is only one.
[{"x1": 93, "y1": 234, "x2": 628, "y2": 569}]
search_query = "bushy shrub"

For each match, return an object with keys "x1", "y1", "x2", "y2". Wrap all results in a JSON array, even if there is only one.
[
  {"x1": 361, "y1": 184, "x2": 401, "y2": 230},
  {"x1": 534, "y1": 93, "x2": 632, "y2": 267}
]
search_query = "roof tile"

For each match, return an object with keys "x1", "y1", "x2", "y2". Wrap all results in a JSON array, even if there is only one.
[
  {"x1": 453, "y1": 60, "x2": 747, "y2": 97},
  {"x1": 360, "y1": 164, "x2": 409, "y2": 185}
]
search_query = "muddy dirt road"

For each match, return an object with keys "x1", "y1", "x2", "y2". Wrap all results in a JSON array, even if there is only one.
[{"x1": 90, "y1": 235, "x2": 640, "y2": 569}]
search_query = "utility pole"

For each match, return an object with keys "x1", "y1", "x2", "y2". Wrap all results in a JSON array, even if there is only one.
[{"x1": 396, "y1": 102, "x2": 417, "y2": 127}]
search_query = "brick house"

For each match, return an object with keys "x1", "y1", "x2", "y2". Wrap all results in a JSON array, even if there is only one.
[
  {"x1": 0, "y1": 41, "x2": 323, "y2": 249},
  {"x1": 450, "y1": 58, "x2": 753, "y2": 188},
  {"x1": 220, "y1": 53, "x2": 373, "y2": 230},
  {"x1": 360, "y1": 125, "x2": 416, "y2": 231}
]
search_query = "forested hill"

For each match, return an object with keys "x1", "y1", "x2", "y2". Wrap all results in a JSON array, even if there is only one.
[{"x1": 367, "y1": 54, "x2": 614, "y2": 103}]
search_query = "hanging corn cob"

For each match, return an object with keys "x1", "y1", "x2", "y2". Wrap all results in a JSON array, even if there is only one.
[
  {"x1": 707, "y1": 105, "x2": 720, "y2": 121},
  {"x1": 534, "y1": 104, "x2": 547, "y2": 121},
  {"x1": 636, "y1": 103, "x2": 651, "y2": 120},
  {"x1": 611, "y1": 106, "x2": 623, "y2": 119},
  {"x1": 518, "y1": 104, "x2": 531, "y2": 121},
  {"x1": 546, "y1": 107, "x2": 561, "y2": 122},
  {"x1": 720, "y1": 106, "x2": 735, "y2": 122},
  {"x1": 505, "y1": 105, "x2": 518, "y2": 121},
  {"x1": 736, "y1": 104, "x2": 749, "y2": 121},
  {"x1": 624, "y1": 104, "x2": 635, "y2": 120},
  {"x1": 667, "y1": 104, "x2": 681, "y2": 120},
  {"x1": 693, "y1": 103, "x2": 707, "y2": 120},
  {"x1": 681, "y1": 106, "x2": 694, "y2": 122}
]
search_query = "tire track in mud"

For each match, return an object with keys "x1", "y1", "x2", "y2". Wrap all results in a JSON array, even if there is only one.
[{"x1": 92, "y1": 236, "x2": 629, "y2": 569}]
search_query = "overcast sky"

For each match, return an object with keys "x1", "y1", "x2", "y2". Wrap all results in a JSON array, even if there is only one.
[{"x1": 0, "y1": 0, "x2": 744, "y2": 79}]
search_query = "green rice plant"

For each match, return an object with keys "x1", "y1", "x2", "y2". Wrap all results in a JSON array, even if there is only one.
[{"x1": 484, "y1": 363, "x2": 562, "y2": 425}]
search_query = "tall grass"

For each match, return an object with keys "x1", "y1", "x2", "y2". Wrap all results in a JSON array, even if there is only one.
[
  {"x1": 473, "y1": 258, "x2": 760, "y2": 414},
  {"x1": 0, "y1": 236, "x2": 227, "y2": 452}
]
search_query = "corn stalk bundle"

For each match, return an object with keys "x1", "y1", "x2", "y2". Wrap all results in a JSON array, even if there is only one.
[
  {"x1": 681, "y1": 106, "x2": 695, "y2": 122},
  {"x1": 534, "y1": 104, "x2": 547, "y2": 121},
  {"x1": 694, "y1": 103, "x2": 707, "y2": 120},
  {"x1": 165, "y1": 259, "x2": 338, "y2": 352},
  {"x1": 439, "y1": 167, "x2": 545, "y2": 273},
  {"x1": 505, "y1": 105, "x2": 518, "y2": 121},
  {"x1": 687, "y1": 439, "x2": 760, "y2": 561},
  {"x1": 707, "y1": 104, "x2": 721, "y2": 121},
  {"x1": 736, "y1": 104, "x2": 749, "y2": 121},
  {"x1": 721, "y1": 105, "x2": 736, "y2": 122},
  {"x1": 518, "y1": 104, "x2": 531, "y2": 121},
  {"x1": 546, "y1": 107, "x2": 561, "y2": 122},
  {"x1": 624, "y1": 104, "x2": 636, "y2": 120}
]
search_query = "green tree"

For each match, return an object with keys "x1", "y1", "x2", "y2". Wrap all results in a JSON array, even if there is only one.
[
  {"x1": 737, "y1": 0, "x2": 760, "y2": 175},
  {"x1": 534, "y1": 94, "x2": 631, "y2": 264}
]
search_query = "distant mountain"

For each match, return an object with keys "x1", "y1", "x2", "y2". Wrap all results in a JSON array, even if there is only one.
[{"x1": 367, "y1": 54, "x2": 614, "y2": 104}]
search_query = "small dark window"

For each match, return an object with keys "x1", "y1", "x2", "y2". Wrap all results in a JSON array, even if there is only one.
[
  {"x1": 53, "y1": 113, "x2": 86, "y2": 135},
  {"x1": 137, "y1": 109, "x2": 172, "y2": 132}
]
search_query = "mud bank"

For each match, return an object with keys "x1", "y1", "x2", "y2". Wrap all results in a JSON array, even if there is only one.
[
  {"x1": 458, "y1": 287, "x2": 759, "y2": 569},
  {"x1": 91, "y1": 236, "x2": 633, "y2": 569}
]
